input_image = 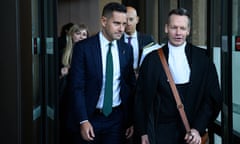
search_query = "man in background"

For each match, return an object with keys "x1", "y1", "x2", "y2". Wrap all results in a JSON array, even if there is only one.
[{"x1": 121, "y1": 6, "x2": 155, "y2": 78}]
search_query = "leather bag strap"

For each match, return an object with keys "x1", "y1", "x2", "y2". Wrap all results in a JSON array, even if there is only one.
[{"x1": 158, "y1": 48, "x2": 191, "y2": 133}]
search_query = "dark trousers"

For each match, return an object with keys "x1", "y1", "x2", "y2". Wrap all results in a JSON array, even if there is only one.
[{"x1": 72, "y1": 107, "x2": 125, "y2": 144}]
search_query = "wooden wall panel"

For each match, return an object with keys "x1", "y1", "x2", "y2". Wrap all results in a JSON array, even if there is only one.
[
  {"x1": 57, "y1": 0, "x2": 100, "y2": 36},
  {"x1": 57, "y1": 0, "x2": 123, "y2": 36}
]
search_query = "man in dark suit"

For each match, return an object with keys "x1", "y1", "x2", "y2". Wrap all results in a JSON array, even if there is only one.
[
  {"x1": 120, "y1": 6, "x2": 155, "y2": 77},
  {"x1": 68, "y1": 2, "x2": 136, "y2": 144},
  {"x1": 134, "y1": 8, "x2": 222, "y2": 144}
]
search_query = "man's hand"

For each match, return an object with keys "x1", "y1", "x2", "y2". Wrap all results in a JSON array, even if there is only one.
[
  {"x1": 80, "y1": 121, "x2": 95, "y2": 141},
  {"x1": 61, "y1": 67, "x2": 69, "y2": 76},
  {"x1": 125, "y1": 125, "x2": 134, "y2": 139},
  {"x1": 184, "y1": 128, "x2": 201, "y2": 144},
  {"x1": 141, "y1": 134, "x2": 150, "y2": 144}
]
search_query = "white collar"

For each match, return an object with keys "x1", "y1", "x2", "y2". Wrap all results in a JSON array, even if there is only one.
[
  {"x1": 124, "y1": 31, "x2": 137, "y2": 38},
  {"x1": 168, "y1": 42, "x2": 186, "y2": 54},
  {"x1": 168, "y1": 41, "x2": 190, "y2": 84},
  {"x1": 99, "y1": 31, "x2": 117, "y2": 47}
]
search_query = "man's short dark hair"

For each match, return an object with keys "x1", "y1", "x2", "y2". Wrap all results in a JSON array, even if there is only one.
[
  {"x1": 102, "y1": 2, "x2": 127, "y2": 18},
  {"x1": 168, "y1": 8, "x2": 191, "y2": 27}
]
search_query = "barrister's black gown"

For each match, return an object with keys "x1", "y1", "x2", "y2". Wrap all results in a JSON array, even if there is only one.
[{"x1": 134, "y1": 43, "x2": 222, "y2": 144}]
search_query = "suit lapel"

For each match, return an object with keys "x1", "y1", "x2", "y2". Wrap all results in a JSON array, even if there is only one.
[
  {"x1": 120, "y1": 35, "x2": 125, "y2": 43},
  {"x1": 185, "y1": 43, "x2": 194, "y2": 83},
  {"x1": 91, "y1": 34, "x2": 103, "y2": 82},
  {"x1": 117, "y1": 40, "x2": 126, "y2": 74}
]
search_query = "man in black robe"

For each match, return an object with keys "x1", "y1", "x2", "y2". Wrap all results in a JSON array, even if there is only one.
[{"x1": 134, "y1": 8, "x2": 222, "y2": 144}]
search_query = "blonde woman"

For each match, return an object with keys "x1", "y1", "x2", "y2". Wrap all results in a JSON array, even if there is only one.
[
  {"x1": 60, "y1": 24, "x2": 89, "y2": 78},
  {"x1": 59, "y1": 23, "x2": 89, "y2": 144}
]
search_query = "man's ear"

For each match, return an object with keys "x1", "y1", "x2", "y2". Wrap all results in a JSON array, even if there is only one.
[
  {"x1": 136, "y1": 16, "x2": 140, "y2": 24},
  {"x1": 186, "y1": 27, "x2": 190, "y2": 36},
  {"x1": 101, "y1": 16, "x2": 107, "y2": 27},
  {"x1": 164, "y1": 24, "x2": 168, "y2": 34}
]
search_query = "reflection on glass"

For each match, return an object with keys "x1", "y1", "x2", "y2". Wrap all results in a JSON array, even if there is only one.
[{"x1": 232, "y1": 0, "x2": 240, "y2": 134}]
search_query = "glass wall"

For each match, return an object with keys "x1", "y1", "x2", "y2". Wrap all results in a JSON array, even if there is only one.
[
  {"x1": 232, "y1": 0, "x2": 240, "y2": 135},
  {"x1": 221, "y1": 0, "x2": 240, "y2": 143}
]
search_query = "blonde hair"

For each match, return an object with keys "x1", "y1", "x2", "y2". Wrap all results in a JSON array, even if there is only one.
[{"x1": 61, "y1": 24, "x2": 81, "y2": 67}]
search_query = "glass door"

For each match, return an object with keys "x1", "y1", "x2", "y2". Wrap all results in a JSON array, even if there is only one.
[
  {"x1": 232, "y1": 0, "x2": 240, "y2": 143},
  {"x1": 221, "y1": 0, "x2": 240, "y2": 143},
  {"x1": 32, "y1": 0, "x2": 58, "y2": 143}
]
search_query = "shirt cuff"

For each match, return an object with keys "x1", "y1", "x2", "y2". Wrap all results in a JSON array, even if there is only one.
[{"x1": 80, "y1": 120, "x2": 88, "y2": 124}]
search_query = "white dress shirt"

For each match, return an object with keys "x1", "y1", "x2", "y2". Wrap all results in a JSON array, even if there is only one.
[
  {"x1": 168, "y1": 42, "x2": 190, "y2": 84},
  {"x1": 124, "y1": 31, "x2": 139, "y2": 69},
  {"x1": 96, "y1": 32, "x2": 121, "y2": 108}
]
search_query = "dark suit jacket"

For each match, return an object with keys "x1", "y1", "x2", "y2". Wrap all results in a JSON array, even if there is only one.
[
  {"x1": 67, "y1": 33, "x2": 136, "y2": 131},
  {"x1": 120, "y1": 32, "x2": 155, "y2": 68},
  {"x1": 134, "y1": 43, "x2": 222, "y2": 143}
]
